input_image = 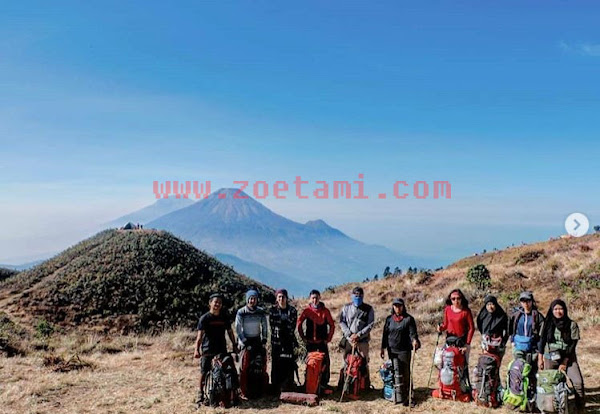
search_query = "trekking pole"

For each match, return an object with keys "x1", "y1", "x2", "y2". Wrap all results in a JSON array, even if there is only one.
[
  {"x1": 409, "y1": 343, "x2": 417, "y2": 410},
  {"x1": 427, "y1": 329, "x2": 442, "y2": 388},
  {"x1": 339, "y1": 343, "x2": 356, "y2": 402}
]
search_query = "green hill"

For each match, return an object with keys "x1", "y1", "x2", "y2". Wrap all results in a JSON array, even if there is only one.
[{"x1": 1, "y1": 229, "x2": 274, "y2": 332}]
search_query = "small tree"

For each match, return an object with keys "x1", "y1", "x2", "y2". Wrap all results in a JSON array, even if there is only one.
[
  {"x1": 467, "y1": 264, "x2": 491, "y2": 291},
  {"x1": 373, "y1": 274, "x2": 379, "y2": 281},
  {"x1": 594, "y1": 225, "x2": 600, "y2": 233},
  {"x1": 383, "y1": 266, "x2": 391, "y2": 279},
  {"x1": 393, "y1": 266, "x2": 401, "y2": 276}
]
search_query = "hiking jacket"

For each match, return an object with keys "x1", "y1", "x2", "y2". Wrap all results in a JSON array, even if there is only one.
[
  {"x1": 235, "y1": 305, "x2": 268, "y2": 346},
  {"x1": 268, "y1": 304, "x2": 298, "y2": 351},
  {"x1": 297, "y1": 302, "x2": 335, "y2": 344},
  {"x1": 508, "y1": 307, "x2": 544, "y2": 348},
  {"x1": 339, "y1": 302, "x2": 375, "y2": 343},
  {"x1": 381, "y1": 313, "x2": 420, "y2": 354}
]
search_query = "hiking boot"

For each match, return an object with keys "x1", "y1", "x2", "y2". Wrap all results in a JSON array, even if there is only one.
[
  {"x1": 194, "y1": 391, "x2": 205, "y2": 408},
  {"x1": 402, "y1": 400, "x2": 416, "y2": 408}
]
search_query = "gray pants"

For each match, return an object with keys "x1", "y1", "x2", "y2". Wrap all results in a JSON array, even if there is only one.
[
  {"x1": 390, "y1": 351, "x2": 412, "y2": 403},
  {"x1": 543, "y1": 357, "x2": 585, "y2": 411}
]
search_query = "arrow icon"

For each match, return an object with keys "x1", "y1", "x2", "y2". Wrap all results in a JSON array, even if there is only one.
[{"x1": 565, "y1": 213, "x2": 589, "y2": 237}]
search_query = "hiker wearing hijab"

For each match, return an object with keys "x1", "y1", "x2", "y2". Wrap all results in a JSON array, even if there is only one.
[
  {"x1": 476, "y1": 295, "x2": 509, "y2": 355},
  {"x1": 381, "y1": 298, "x2": 420, "y2": 406},
  {"x1": 538, "y1": 299, "x2": 585, "y2": 412}
]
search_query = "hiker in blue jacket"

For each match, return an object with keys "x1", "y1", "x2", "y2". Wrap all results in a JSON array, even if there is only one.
[{"x1": 508, "y1": 291, "x2": 544, "y2": 403}]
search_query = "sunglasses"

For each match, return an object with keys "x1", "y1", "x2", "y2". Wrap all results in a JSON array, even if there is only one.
[{"x1": 450, "y1": 297, "x2": 461, "y2": 301}]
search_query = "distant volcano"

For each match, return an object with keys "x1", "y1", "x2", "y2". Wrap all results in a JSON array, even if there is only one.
[{"x1": 147, "y1": 188, "x2": 412, "y2": 292}]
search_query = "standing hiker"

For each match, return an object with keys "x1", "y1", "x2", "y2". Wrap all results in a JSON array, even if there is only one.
[
  {"x1": 476, "y1": 295, "x2": 509, "y2": 355},
  {"x1": 194, "y1": 293, "x2": 238, "y2": 406},
  {"x1": 297, "y1": 289, "x2": 335, "y2": 391},
  {"x1": 339, "y1": 286, "x2": 375, "y2": 389},
  {"x1": 269, "y1": 288, "x2": 298, "y2": 394},
  {"x1": 473, "y1": 295, "x2": 508, "y2": 407},
  {"x1": 507, "y1": 291, "x2": 544, "y2": 409},
  {"x1": 235, "y1": 289, "x2": 269, "y2": 399},
  {"x1": 437, "y1": 289, "x2": 475, "y2": 360},
  {"x1": 380, "y1": 298, "x2": 420, "y2": 406},
  {"x1": 538, "y1": 299, "x2": 585, "y2": 413}
]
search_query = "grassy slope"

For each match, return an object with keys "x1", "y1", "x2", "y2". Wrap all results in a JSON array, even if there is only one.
[{"x1": 1, "y1": 234, "x2": 599, "y2": 413}]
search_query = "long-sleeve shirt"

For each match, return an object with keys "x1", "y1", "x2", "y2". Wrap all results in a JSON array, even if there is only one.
[
  {"x1": 235, "y1": 305, "x2": 268, "y2": 346},
  {"x1": 381, "y1": 313, "x2": 420, "y2": 353},
  {"x1": 439, "y1": 306, "x2": 475, "y2": 345},
  {"x1": 339, "y1": 302, "x2": 375, "y2": 343},
  {"x1": 297, "y1": 302, "x2": 335, "y2": 344}
]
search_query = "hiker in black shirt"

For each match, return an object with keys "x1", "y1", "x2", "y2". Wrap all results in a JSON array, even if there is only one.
[
  {"x1": 380, "y1": 298, "x2": 420, "y2": 406},
  {"x1": 194, "y1": 293, "x2": 238, "y2": 405},
  {"x1": 268, "y1": 288, "x2": 298, "y2": 394}
]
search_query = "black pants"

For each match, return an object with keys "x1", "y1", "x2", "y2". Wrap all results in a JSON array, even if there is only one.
[
  {"x1": 271, "y1": 345, "x2": 297, "y2": 393},
  {"x1": 306, "y1": 342, "x2": 330, "y2": 386},
  {"x1": 390, "y1": 351, "x2": 412, "y2": 403}
]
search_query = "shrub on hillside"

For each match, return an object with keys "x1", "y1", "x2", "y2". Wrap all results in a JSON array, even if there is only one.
[
  {"x1": 0, "y1": 267, "x2": 19, "y2": 283},
  {"x1": 515, "y1": 249, "x2": 545, "y2": 265},
  {"x1": 466, "y1": 264, "x2": 491, "y2": 291}
]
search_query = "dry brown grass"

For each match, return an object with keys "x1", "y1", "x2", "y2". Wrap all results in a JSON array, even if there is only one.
[{"x1": 1, "y1": 234, "x2": 599, "y2": 413}]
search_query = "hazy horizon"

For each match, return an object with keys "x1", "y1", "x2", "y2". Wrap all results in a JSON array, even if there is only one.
[{"x1": 2, "y1": 2, "x2": 599, "y2": 265}]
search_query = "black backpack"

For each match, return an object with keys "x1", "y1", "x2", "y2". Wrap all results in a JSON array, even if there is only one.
[
  {"x1": 208, "y1": 354, "x2": 239, "y2": 407},
  {"x1": 472, "y1": 352, "x2": 502, "y2": 408}
]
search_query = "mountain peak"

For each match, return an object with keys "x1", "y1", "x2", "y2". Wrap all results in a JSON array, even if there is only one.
[
  {"x1": 305, "y1": 219, "x2": 346, "y2": 237},
  {"x1": 305, "y1": 219, "x2": 332, "y2": 229},
  {"x1": 211, "y1": 188, "x2": 252, "y2": 199}
]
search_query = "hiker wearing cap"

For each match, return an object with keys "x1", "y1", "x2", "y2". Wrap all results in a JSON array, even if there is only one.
[
  {"x1": 476, "y1": 295, "x2": 509, "y2": 355},
  {"x1": 508, "y1": 291, "x2": 544, "y2": 401},
  {"x1": 339, "y1": 286, "x2": 375, "y2": 380},
  {"x1": 269, "y1": 288, "x2": 298, "y2": 394},
  {"x1": 538, "y1": 299, "x2": 585, "y2": 412},
  {"x1": 437, "y1": 289, "x2": 475, "y2": 361},
  {"x1": 297, "y1": 289, "x2": 335, "y2": 389},
  {"x1": 381, "y1": 298, "x2": 420, "y2": 406},
  {"x1": 508, "y1": 291, "x2": 544, "y2": 359},
  {"x1": 194, "y1": 293, "x2": 238, "y2": 406}
]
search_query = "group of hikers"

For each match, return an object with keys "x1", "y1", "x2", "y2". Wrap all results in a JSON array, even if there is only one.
[{"x1": 193, "y1": 287, "x2": 586, "y2": 413}]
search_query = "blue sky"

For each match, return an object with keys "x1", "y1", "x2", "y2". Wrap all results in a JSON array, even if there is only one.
[{"x1": 1, "y1": 1, "x2": 599, "y2": 264}]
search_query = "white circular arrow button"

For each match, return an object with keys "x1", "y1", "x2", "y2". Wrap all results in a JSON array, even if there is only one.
[{"x1": 565, "y1": 213, "x2": 589, "y2": 237}]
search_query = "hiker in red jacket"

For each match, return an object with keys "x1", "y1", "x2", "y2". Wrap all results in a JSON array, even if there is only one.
[
  {"x1": 437, "y1": 289, "x2": 475, "y2": 362},
  {"x1": 297, "y1": 289, "x2": 335, "y2": 389}
]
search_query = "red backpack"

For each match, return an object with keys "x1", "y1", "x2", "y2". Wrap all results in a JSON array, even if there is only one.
[
  {"x1": 432, "y1": 346, "x2": 471, "y2": 402},
  {"x1": 305, "y1": 351, "x2": 326, "y2": 395},
  {"x1": 239, "y1": 345, "x2": 268, "y2": 399},
  {"x1": 339, "y1": 351, "x2": 368, "y2": 400}
]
